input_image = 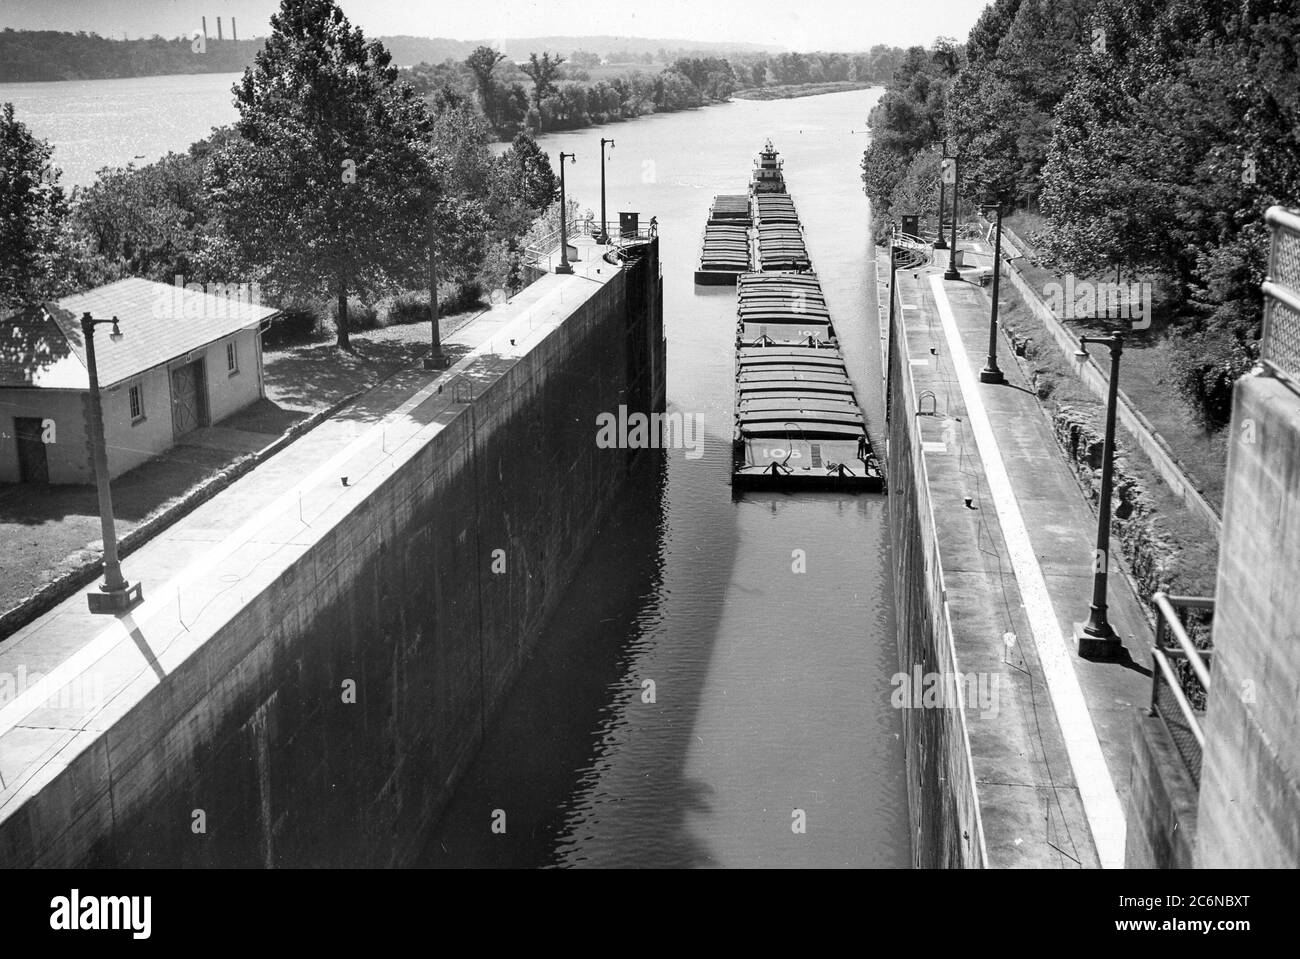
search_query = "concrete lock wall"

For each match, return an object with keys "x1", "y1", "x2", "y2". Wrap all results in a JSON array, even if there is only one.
[
  {"x1": 1, "y1": 244, "x2": 664, "y2": 867},
  {"x1": 1123, "y1": 713, "x2": 1199, "y2": 869},
  {"x1": 1195, "y1": 372, "x2": 1300, "y2": 868},
  {"x1": 885, "y1": 285, "x2": 985, "y2": 869}
]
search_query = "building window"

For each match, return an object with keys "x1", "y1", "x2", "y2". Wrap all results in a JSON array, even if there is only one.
[
  {"x1": 226, "y1": 341, "x2": 239, "y2": 375},
  {"x1": 128, "y1": 383, "x2": 145, "y2": 423}
]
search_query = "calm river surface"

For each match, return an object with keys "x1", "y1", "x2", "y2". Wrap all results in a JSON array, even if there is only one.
[
  {"x1": 0, "y1": 73, "x2": 243, "y2": 187},
  {"x1": 4, "y1": 75, "x2": 908, "y2": 866},
  {"x1": 424, "y1": 89, "x2": 909, "y2": 867}
]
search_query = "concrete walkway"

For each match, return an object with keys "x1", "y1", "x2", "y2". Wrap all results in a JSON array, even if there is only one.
[
  {"x1": 0, "y1": 268, "x2": 615, "y2": 830},
  {"x1": 891, "y1": 252, "x2": 1154, "y2": 867}
]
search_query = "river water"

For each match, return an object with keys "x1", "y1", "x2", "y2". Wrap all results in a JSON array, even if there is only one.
[
  {"x1": 4, "y1": 75, "x2": 909, "y2": 867},
  {"x1": 0, "y1": 73, "x2": 244, "y2": 188},
  {"x1": 423, "y1": 90, "x2": 909, "y2": 867}
]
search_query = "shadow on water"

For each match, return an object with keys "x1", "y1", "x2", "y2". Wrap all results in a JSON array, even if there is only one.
[
  {"x1": 423, "y1": 88, "x2": 909, "y2": 868},
  {"x1": 419, "y1": 446, "x2": 742, "y2": 867}
]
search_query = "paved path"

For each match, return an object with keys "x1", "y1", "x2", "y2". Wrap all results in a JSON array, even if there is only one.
[
  {"x1": 892, "y1": 253, "x2": 1154, "y2": 868},
  {"x1": 0, "y1": 268, "x2": 611, "y2": 826}
]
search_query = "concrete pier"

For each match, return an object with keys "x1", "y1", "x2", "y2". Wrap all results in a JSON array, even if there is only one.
[
  {"x1": 883, "y1": 253, "x2": 1152, "y2": 868},
  {"x1": 0, "y1": 241, "x2": 664, "y2": 866}
]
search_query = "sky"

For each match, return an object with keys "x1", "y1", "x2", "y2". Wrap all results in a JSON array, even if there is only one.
[{"x1": 0, "y1": 0, "x2": 991, "y2": 51}]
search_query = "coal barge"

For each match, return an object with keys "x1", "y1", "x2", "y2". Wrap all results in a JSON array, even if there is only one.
[{"x1": 730, "y1": 142, "x2": 883, "y2": 492}]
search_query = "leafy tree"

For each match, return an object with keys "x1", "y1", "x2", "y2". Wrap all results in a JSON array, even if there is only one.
[
  {"x1": 521, "y1": 51, "x2": 566, "y2": 113},
  {"x1": 0, "y1": 102, "x2": 68, "y2": 309},
  {"x1": 493, "y1": 132, "x2": 556, "y2": 212},
  {"x1": 205, "y1": 0, "x2": 435, "y2": 350},
  {"x1": 465, "y1": 45, "x2": 507, "y2": 124},
  {"x1": 948, "y1": 0, "x2": 1095, "y2": 201}
]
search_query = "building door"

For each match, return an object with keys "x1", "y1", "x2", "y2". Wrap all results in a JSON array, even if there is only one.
[
  {"x1": 170, "y1": 360, "x2": 209, "y2": 437},
  {"x1": 14, "y1": 417, "x2": 50, "y2": 483}
]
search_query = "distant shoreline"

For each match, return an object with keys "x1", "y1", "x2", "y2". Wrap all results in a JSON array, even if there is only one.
[{"x1": 731, "y1": 80, "x2": 877, "y2": 101}]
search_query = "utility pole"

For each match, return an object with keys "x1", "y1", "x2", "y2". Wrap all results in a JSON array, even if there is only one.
[
  {"x1": 599, "y1": 138, "x2": 615, "y2": 244},
  {"x1": 979, "y1": 198, "x2": 1006, "y2": 384},
  {"x1": 423, "y1": 189, "x2": 446, "y2": 369},
  {"x1": 81, "y1": 313, "x2": 143, "y2": 613},
  {"x1": 943, "y1": 152, "x2": 961, "y2": 281},
  {"x1": 934, "y1": 139, "x2": 948, "y2": 250},
  {"x1": 557, "y1": 152, "x2": 575, "y2": 274},
  {"x1": 1074, "y1": 332, "x2": 1126, "y2": 659}
]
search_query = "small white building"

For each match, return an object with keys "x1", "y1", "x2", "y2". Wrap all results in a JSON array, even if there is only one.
[{"x1": 0, "y1": 277, "x2": 278, "y2": 485}]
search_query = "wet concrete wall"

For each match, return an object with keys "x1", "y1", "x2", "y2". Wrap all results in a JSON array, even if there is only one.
[{"x1": 3, "y1": 242, "x2": 664, "y2": 867}]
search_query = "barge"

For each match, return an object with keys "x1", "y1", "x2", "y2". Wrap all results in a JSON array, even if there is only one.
[
  {"x1": 730, "y1": 144, "x2": 883, "y2": 492},
  {"x1": 694, "y1": 194, "x2": 753, "y2": 285}
]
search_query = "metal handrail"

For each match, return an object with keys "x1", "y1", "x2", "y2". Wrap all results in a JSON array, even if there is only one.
[
  {"x1": 527, "y1": 218, "x2": 657, "y2": 269},
  {"x1": 1151, "y1": 647, "x2": 1205, "y2": 750},
  {"x1": 1152, "y1": 592, "x2": 1213, "y2": 692},
  {"x1": 1261, "y1": 205, "x2": 1300, "y2": 383},
  {"x1": 1149, "y1": 591, "x2": 1214, "y2": 786}
]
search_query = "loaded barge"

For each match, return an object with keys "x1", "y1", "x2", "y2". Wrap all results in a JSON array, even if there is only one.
[
  {"x1": 730, "y1": 142, "x2": 883, "y2": 492},
  {"x1": 694, "y1": 194, "x2": 753, "y2": 285}
]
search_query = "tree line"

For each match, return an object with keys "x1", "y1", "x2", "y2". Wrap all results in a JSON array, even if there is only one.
[
  {"x1": 0, "y1": 1, "x2": 561, "y2": 352},
  {"x1": 0, "y1": 28, "x2": 263, "y2": 81},
  {"x1": 861, "y1": 0, "x2": 1299, "y2": 428},
  {"x1": 404, "y1": 46, "x2": 908, "y2": 139}
]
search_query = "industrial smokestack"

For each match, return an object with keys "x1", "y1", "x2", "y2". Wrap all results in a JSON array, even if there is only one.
[
  {"x1": 232, "y1": 18, "x2": 237, "y2": 41},
  {"x1": 201, "y1": 16, "x2": 208, "y2": 39},
  {"x1": 217, "y1": 17, "x2": 223, "y2": 41}
]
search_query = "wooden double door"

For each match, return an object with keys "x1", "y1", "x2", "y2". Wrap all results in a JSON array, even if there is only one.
[{"x1": 170, "y1": 359, "x2": 209, "y2": 437}]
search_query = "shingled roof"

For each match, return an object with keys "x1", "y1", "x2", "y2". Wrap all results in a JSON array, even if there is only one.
[{"x1": 0, "y1": 278, "x2": 278, "y2": 390}]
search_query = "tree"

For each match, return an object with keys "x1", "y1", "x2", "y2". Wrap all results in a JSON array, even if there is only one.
[
  {"x1": 520, "y1": 51, "x2": 566, "y2": 113},
  {"x1": 0, "y1": 102, "x2": 68, "y2": 309},
  {"x1": 465, "y1": 45, "x2": 506, "y2": 124},
  {"x1": 493, "y1": 132, "x2": 556, "y2": 212},
  {"x1": 205, "y1": 0, "x2": 435, "y2": 350}
]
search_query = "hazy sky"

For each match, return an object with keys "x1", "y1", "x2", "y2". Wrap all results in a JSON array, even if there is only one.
[{"x1": 0, "y1": 0, "x2": 990, "y2": 50}]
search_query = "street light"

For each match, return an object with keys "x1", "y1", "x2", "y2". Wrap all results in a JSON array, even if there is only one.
[
  {"x1": 556, "y1": 151, "x2": 576, "y2": 274},
  {"x1": 423, "y1": 187, "x2": 447, "y2": 370},
  {"x1": 598, "y1": 138, "x2": 615, "y2": 244},
  {"x1": 933, "y1": 139, "x2": 948, "y2": 251},
  {"x1": 979, "y1": 198, "x2": 1006, "y2": 385},
  {"x1": 80, "y1": 311, "x2": 143, "y2": 614},
  {"x1": 1073, "y1": 331, "x2": 1125, "y2": 659},
  {"x1": 942, "y1": 151, "x2": 961, "y2": 280},
  {"x1": 885, "y1": 220, "x2": 899, "y2": 419}
]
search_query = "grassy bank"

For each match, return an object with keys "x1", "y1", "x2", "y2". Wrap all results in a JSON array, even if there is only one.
[
  {"x1": 993, "y1": 288, "x2": 1220, "y2": 601},
  {"x1": 1003, "y1": 212, "x2": 1228, "y2": 509}
]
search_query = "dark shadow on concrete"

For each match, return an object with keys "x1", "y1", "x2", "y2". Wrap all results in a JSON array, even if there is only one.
[{"x1": 121, "y1": 614, "x2": 166, "y2": 682}]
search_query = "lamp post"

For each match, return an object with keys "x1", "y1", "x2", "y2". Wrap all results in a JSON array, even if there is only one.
[
  {"x1": 81, "y1": 312, "x2": 143, "y2": 614},
  {"x1": 1073, "y1": 331, "x2": 1125, "y2": 659},
  {"x1": 598, "y1": 138, "x2": 615, "y2": 244},
  {"x1": 943, "y1": 152, "x2": 961, "y2": 280},
  {"x1": 885, "y1": 220, "x2": 899, "y2": 421},
  {"x1": 934, "y1": 139, "x2": 948, "y2": 251},
  {"x1": 556, "y1": 151, "x2": 575, "y2": 274},
  {"x1": 979, "y1": 198, "x2": 1006, "y2": 385},
  {"x1": 423, "y1": 188, "x2": 447, "y2": 370}
]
